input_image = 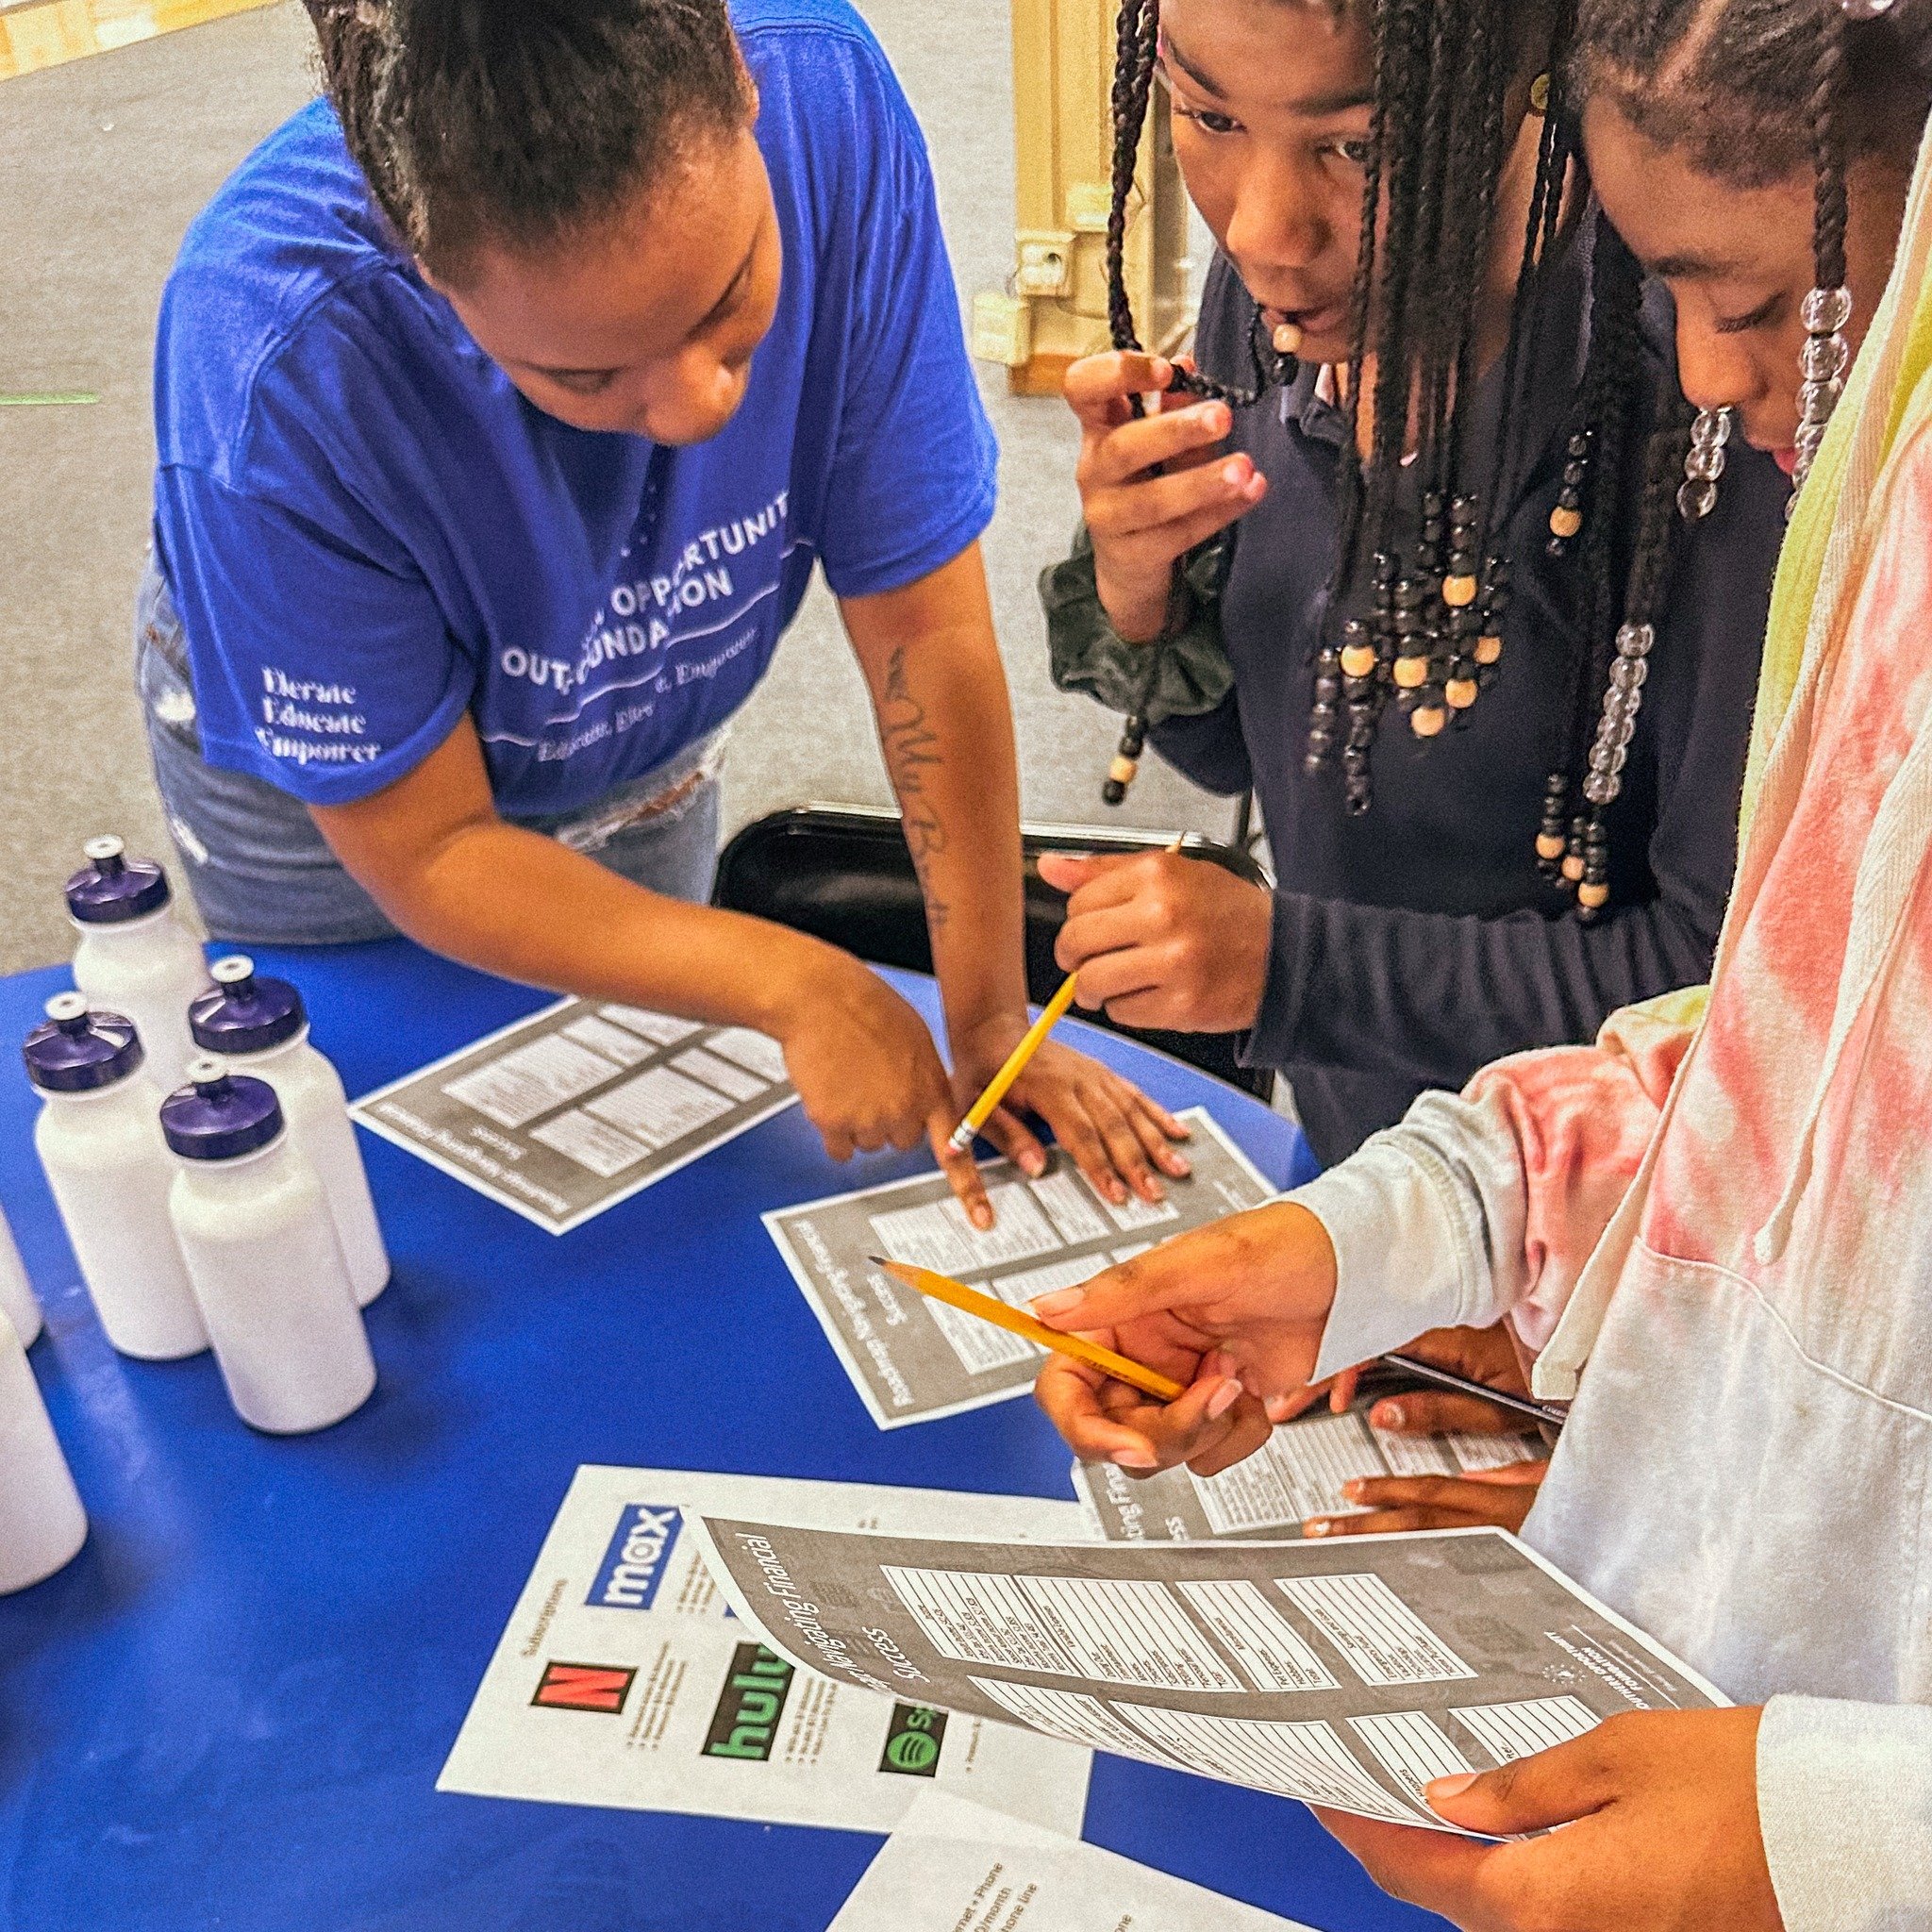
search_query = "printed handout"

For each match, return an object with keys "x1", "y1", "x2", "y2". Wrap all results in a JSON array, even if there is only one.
[
  {"x1": 1075, "y1": 1402, "x2": 1544, "y2": 1542},
  {"x1": 685, "y1": 1517, "x2": 1725, "y2": 1834},
  {"x1": 437, "y1": 1466, "x2": 1091, "y2": 1835},
  {"x1": 827, "y1": 1791, "x2": 1311, "y2": 1932},
  {"x1": 352, "y1": 996, "x2": 798, "y2": 1232},
  {"x1": 763, "y1": 1107, "x2": 1278, "y2": 1427}
]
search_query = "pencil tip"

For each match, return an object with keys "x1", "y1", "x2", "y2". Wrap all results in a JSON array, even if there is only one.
[{"x1": 866, "y1": 1255, "x2": 891, "y2": 1267}]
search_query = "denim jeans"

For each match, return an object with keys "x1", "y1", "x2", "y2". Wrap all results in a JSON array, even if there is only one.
[{"x1": 135, "y1": 552, "x2": 722, "y2": 945}]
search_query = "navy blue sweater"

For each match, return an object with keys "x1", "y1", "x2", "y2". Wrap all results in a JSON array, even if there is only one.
[{"x1": 1152, "y1": 246, "x2": 1787, "y2": 1163}]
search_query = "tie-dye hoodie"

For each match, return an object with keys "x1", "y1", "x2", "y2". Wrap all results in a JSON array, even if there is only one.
[{"x1": 1288, "y1": 130, "x2": 1932, "y2": 1932}]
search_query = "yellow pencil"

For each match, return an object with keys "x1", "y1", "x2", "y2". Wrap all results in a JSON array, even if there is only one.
[
  {"x1": 947, "y1": 974, "x2": 1081, "y2": 1154},
  {"x1": 870, "y1": 1257, "x2": 1185, "y2": 1403},
  {"x1": 947, "y1": 836, "x2": 1190, "y2": 1156}
]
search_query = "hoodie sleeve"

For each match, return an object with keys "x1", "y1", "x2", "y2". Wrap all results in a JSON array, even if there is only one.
[
  {"x1": 1757, "y1": 1696, "x2": 1932, "y2": 1932},
  {"x1": 1289, "y1": 992, "x2": 1699, "y2": 1381}
]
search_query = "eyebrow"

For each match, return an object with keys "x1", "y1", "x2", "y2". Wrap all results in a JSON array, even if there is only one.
[
  {"x1": 1160, "y1": 28, "x2": 1374, "y2": 117},
  {"x1": 1645, "y1": 250, "x2": 1735, "y2": 281},
  {"x1": 523, "y1": 238, "x2": 759, "y2": 381}
]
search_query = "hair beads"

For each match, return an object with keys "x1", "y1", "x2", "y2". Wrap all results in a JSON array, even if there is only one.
[
  {"x1": 1793, "y1": 3, "x2": 1855, "y2": 502},
  {"x1": 1096, "y1": 0, "x2": 1294, "y2": 806},
  {"x1": 1678, "y1": 407, "x2": 1733, "y2": 521}
]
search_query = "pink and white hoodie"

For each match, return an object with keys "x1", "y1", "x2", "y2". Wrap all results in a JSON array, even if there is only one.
[{"x1": 1289, "y1": 402, "x2": 1932, "y2": 1923}]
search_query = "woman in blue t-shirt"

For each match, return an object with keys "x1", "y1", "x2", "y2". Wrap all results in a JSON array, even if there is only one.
[{"x1": 138, "y1": 0, "x2": 1188, "y2": 1221}]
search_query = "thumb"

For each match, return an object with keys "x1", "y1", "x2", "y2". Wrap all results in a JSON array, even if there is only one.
[
  {"x1": 1424, "y1": 1732, "x2": 1617, "y2": 1836},
  {"x1": 1037, "y1": 850, "x2": 1138, "y2": 895}
]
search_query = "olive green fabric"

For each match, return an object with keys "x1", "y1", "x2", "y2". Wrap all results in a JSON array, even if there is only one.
[{"x1": 1041, "y1": 524, "x2": 1236, "y2": 723}]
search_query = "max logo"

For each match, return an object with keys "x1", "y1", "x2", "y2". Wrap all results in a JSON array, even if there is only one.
[
  {"x1": 589, "y1": 1504, "x2": 684, "y2": 1610},
  {"x1": 531, "y1": 1660, "x2": 636, "y2": 1715},
  {"x1": 702, "y1": 1643, "x2": 796, "y2": 1761}
]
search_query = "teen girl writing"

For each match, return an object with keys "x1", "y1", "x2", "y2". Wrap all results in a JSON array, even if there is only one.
[
  {"x1": 1036, "y1": 1, "x2": 1932, "y2": 1921},
  {"x1": 137, "y1": 0, "x2": 1187, "y2": 1222},
  {"x1": 1042, "y1": 0, "x2": 1790, "y2": 1164}
]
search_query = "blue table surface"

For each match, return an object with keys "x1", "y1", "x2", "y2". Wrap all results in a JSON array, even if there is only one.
[{"x1": 0, "y1": 939, "x2": 1446, "y2": 1932}]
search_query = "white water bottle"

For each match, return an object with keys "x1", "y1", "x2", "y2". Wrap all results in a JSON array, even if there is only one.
[
  {"x1": 0, "y1": 1314, "x2": 87, "y2": 1593},
  {"x1": 191, "y1": 958, "x2": 389, "y2": 1307},
  {"x1": 24, "y1": 995, "x2": 208, "y2": 1361},
  {"x1": 67, "y1": 835, "x2": 210, "y2": 1096},
  {"x1": 0, "y1": 1203, "x2": 42, "y2": 1348},
  {"x1": 161, "y1": 1059, "x2": 375, "y2": 1435}
]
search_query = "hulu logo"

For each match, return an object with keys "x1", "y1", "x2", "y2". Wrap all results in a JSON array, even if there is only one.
[{"x1": 701, "y1": 1643, "x2": 797, "y2": 1762}]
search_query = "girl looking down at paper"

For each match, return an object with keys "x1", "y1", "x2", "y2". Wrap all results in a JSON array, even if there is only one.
[
  {"x1": 138, "y1": 0, "x2": 1188, "y2": 1225},
  {"x1": 1037, "y1": 2, "x2": 1932, "y2": 1924}
]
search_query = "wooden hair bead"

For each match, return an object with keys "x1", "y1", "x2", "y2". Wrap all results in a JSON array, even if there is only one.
[
  {"x1": 1409, "y1": 703, "x2": 1448, "y2": 739},
  {"x1": 1474, "y1": 634, "x2": 1503, "y2": 665},
  {"x1": 1341, "y1": 641, "x2": 1377, "y2": 679},
  {"x1": 1561, "y1": 851, "x2": 1586, "y2": 883},
  {"x1": 1445, "y1": 677, "x2": 1479, "y2": 710},
  {"x1": 1536, "y1": 832, "x2": 1566, "y2": 862},
  {"x1": 1108, "y1": 754, "x2": 1140, "y2": 787},
  {"x1": 1393, "y1": 655, "x2": 1429, "y2": 690},
  {"x1": 1441, "y1": 575, "x2": 1478, "y2": 608},
  {"x1": 1548, "y1": 504, "x2": 1583, "y2": 540},
  {"x1": 1577, "y1": 880, "x2": 1610, "y2": 910}
]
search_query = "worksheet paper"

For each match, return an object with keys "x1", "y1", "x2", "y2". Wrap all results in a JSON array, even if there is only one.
[
  {"x1": 351, "y1": 996, "x2": 798, "y2": 1233},
  {"x1": 1074, "y1": 1404, "x2": 1544, "y2": 1543},
  {"x1": 762, "y1": 1107, "x2": 1277, "y2": 1428},
  {"x1": 438, "y1": 1467, "x2": 1091, "y2": 1834},
  {"x1": 827, "y1": 1791, "x2": 1309, "y2": 1932},
  {"x1": 686, "y1": 1518, "x2": 1725, "y2": 1834}
]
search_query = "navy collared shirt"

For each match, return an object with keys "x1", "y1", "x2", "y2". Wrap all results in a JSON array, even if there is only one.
[{"x1": 1154, "y1": 241, "x2": 1788, "y2": 1163}]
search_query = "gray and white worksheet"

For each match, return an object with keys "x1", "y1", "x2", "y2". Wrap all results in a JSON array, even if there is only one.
[
  {"x1": 1075, "y1": 1405, "x2": 1544, "y2": 1543},
  {"x1": 686, "y1": 1517, "x2": 1724, "y2": 1833},
  {"x1": 762, "y1": 1107, "x2": 1277, "y2": 1427},
  {"x1": 439, "y1": 1466, "x2": 1091, "y2": 1835},
  {"x1": 351, "y1": 996, "x2": 797, "y2": 1233},
  {"x1": 828, "y1": 1791, "x2": 1312, "y2": 1932}
]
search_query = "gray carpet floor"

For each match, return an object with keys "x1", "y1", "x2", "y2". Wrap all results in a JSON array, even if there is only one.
[{"x1": 0, "y1": 0, "x2": 1228, "y2": 975}]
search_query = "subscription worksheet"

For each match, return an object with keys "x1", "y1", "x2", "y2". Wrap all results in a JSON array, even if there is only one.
[
  {"x1": 763, "y1": 1108, "x2": 1277, "y2": 1427},
  {"x1": 687, "y1": 1518, "x2": 1724, "y2": 1833},
  {"x1": 352, "y1": 996, "x2": 797, "y2": 1232}
]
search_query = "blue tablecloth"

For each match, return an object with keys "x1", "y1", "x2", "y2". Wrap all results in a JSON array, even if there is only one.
[{"x1": 0, "y1": 939, "x2": 1442, "y2": 1932}]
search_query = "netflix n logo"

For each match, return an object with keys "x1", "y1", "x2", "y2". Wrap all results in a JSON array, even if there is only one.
[{"x1": 530, "y1": 1660, "x2": 637, "y2": 1715}]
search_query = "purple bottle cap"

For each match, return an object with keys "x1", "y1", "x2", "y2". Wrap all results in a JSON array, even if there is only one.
[
  {"x1": 190, "y1": 956, "x2": 306, "y2": 1056},
  {"x1": 65, "y1": 835, "x2": 172, "y2": 925},
  {"x1": 22, "y1": 993, "x2": 144, "y2": 1093},
  {"x1": 160, "y1": 1058, "x2": 285, "y2": 1161}
]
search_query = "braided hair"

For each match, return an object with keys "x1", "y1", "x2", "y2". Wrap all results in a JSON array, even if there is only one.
[
  {"x1": 1572, "y1": 0, "x2": 1932, "y2": 497},
  {"x1": 302, "y1": 0, "x2": 746, "y2": 281},
  {"x1": 1104, "y1": 0, "x2": 1690, "y2": 918}
]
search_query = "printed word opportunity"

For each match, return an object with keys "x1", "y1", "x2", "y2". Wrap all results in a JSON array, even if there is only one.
[{"x1": 499, "y1": 491, "x2": 794, "y2": 770}]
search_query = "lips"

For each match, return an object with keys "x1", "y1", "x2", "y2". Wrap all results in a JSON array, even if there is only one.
[{"x1": 1263, "y1": 300, "x2": 1350, "y2": 341}]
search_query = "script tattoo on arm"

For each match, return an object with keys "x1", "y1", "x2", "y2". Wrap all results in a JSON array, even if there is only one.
[{"x1": 880, "y1": 643, "x2": 950, "y2": 936}]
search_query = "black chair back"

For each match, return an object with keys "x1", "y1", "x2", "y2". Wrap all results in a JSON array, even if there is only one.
[{"x1": 713, "y1": 805, "x2": 1274, "y2": 1100}]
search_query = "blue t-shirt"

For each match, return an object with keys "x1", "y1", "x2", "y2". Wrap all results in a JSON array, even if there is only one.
[{"x1": 151, "y1": 0, "x2": 996, "y2": 814}]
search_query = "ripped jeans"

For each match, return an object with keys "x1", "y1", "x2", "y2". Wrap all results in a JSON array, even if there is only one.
[{"x1": 135, "y1": 552, "x2": 724, "y2": 945}]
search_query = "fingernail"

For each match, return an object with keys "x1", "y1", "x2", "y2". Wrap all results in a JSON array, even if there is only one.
[
  {"x1": 1151, "y1": 358, "x2": 1172, "y2": 382},
  {"x1": 1162, "y1": 1151, "x2": 1191, "y2": 1176},
  {"x1": 1022, "y1": 1151, "x2": 1047, "y2": 1177},
  {"x1": 1305, "y1": 1518, "x2": 1333, "y2": 1538},
  {"x1": 1108, "y1": 1181, "x2": 1129, "y2": 1205},
  {"x1": 1113, "y1": 1446, "x2": 1158, "y2": 1471},
  {"x1": 1241, "y1": 472, "x2": 1267, "y2": 500},
  {"x1": 1372, "y1": 1402, "x2": 1404, "y2": 1429},
  {"x1": 1342, "y1": 1479, "x2": 1366, "y2": 1500},
  {"x1": 1031, "y1": 1289, "x2": 1086, "y2": 1319},
  {"x1": 1203, "y1": 403, "x2": 1229, "y2": 433},
  {"x1": 1222, "y1": 459, "x2": 1249, "y2": 487},
  {"x1": 1426, "y1": 1774, "x2": 1478, "y2": 1802},
  {"x1": 970, "y1": 1204, "x2": 993, "y2": 1230},
  {"x1": 1206, "y1": 1378, "x2": 1242, "y2": 1421},
  {"x1": 1265, "y1": 1394, "x2": 1294, "y2": 1423}
]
